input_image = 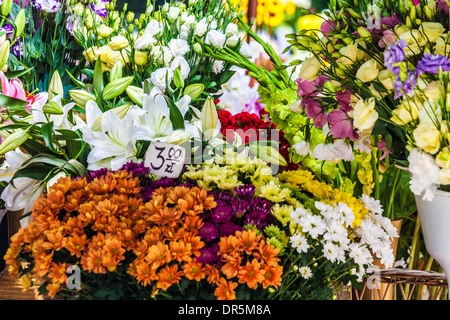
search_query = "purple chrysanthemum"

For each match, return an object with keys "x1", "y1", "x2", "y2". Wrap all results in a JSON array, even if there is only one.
[
  {"x1": 198, "y1": 222, "x2": 220, "y2": 242},
  {"x1": 196, "y1": 245, "x2": 220, "y2": 265},
  {"x1": 231, "y1": 199, "x2": 251, "y2": 219},
  {"x1": 211, "y1": 204, "x2": 234, "y2": 223},
  {"x1": 234, "y1": 184, "x2": 256, "y2": 200},
  {"x1": 119, "y1": 161, "x2": 151, "y2": 177},
  {"x1": 416, "y1": 53, "x2": 450, "y2": 75},
  {"x1": 219, "y1": 222, "x2": 243, "y2": 237},
  {"x1": 86, "y1": 167, "x2": 110, "y2": 182}
]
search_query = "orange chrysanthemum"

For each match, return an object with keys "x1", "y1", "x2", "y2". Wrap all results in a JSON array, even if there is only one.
[
  {"x1": 156, "y1": 264, "x2": 182, "y2": 290},
  {"x1": 214, "y1": 278, "x2": 238, "y2": 300},
  {"x1": 182, "y1": 260, "x2": 206, "y2": 281},
  {"x1": 238, "y1": 259, "x2": 265, "y2": 289}
]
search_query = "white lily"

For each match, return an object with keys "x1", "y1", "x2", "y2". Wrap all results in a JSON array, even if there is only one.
[
  {"x1": 134, "y1": 88, "x2": 174, "y2": 140},
  {"x1": 83, "y1": 106, "x2": 148, "y2": 170},
  {"x1": 31, "y1": 94, "x2": 76, "y2": 130},
  {"x1": 0, "y1": 150, "x2": 45, "y2": 226}
]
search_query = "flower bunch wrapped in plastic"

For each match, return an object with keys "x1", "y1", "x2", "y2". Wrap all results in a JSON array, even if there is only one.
[
  {"x1": 286, "y1": 0, "x2": 450, "y2": 168},
  {"x1": 183, "y1": 149, "x2": 399, "y2": 299}
]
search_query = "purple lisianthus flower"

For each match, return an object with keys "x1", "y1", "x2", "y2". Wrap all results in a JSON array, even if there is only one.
[
  {"x1": 90, "y1": 0, "x2": 109, "y2": 18},
  {"x1": 234, "y1": 184, "x2": 256, "y2": 200},
  {"x1": 393, "y1": 70, "x2": 417, "y2": 99},
  {"x1": 384, "y1": 39, "x2": 407, "y2": 75},
  {"x1": 32, "y1": 0, "x2": 61, "y2": 13},
  {"x1": 416, "y1": 53, "x2": 450, "y2": 75},
  {"x1": 302, "y1": 97, "x2": 328, "y2": 128}
]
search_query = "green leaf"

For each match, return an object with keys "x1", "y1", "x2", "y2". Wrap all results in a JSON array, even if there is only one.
[
  {"x1": 41, "y1": 121, "x2": 59, "y2": 154},
  {"x1": 93, "y1": 58, "x2": 104, "y2": 107},
  {"x1": 0, "y1": 93, "x2": 29, "y2": 110},
  {"x1": 167, "y1": 98, "x2": 185, "y2": 130}
]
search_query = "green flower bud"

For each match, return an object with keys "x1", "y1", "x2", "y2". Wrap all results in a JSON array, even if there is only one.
[
  {"x1": 125, "y1": 85, "x2": 144, "y2": 106},
  {"x1": 48, "y1": 70, "x2": 64, "y2": 101},
  {"x1": 109, "y1": 60, "x2": 122, "y2": 82},
  {"x1": 42, "y1": 101, "x2": 63, "y2": 115},
  {"x1": 173, "y1": 67, "x2": 184, "y2": 89},
  {"x1": 0, "y1": 129, "x2": 30, "y2": 155},
  {"x1": 183, "y1": 84, "x2": 204, "y2": 100},
  {"x1": 69, "y1": 89, "x2": 95, "y2": 107},
  {"x1": 1, "y1": 0, "x2": 12, "y2": 17},
  {"x1": 102, "y1": 76, "x2": 134, "y2": 100},
  {"x1": 0, "y1": 40, "x2": 10, "y2": 71},
  {"x1": 248, "y1": 142, "x2": 287, "y2": 167},
  {"x1": 14, "y1": 9, "x2": 25, "y2": 39}
]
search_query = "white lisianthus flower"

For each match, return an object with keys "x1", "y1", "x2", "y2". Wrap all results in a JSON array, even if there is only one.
[
  {"x1": 226, "y1": 35, "x2": 239, "y2": 48},
  {"x1": 408, "y1": 148, "x2": 440, "y2": 201},
  {"x1": 168, "y1": 38, "x2": 190, "y2": 57},
  {"x1": 134, "y1": 33, "x2": 157, "y2": 50},
  {"x1": 225, "y1": 23, "x2": 239, "y2": 37},
  {"x1": 167, "y1": 6, "x2": 180, "y2": 22},
  {"x1": 312, "y1": 140, "x2": 355, "y2": 163},
  {"x1": 170, "y1": 56, "x2": 190, "y2": 79},
  {"x1": 150, "y1": 67, "x2": 173, "y2": 92},
  {"x1": 292, "y1": 140, "x2": 310, "y2": 156},
  {"x1": 205, "y1": 30, "x2": 226, "y2": 48},
  {"x1": 239, "y1": 41, "x2": 254, "y2": 59},
  {"x1": 194, "y1": 20, "x2": 208, "y2": 37}
]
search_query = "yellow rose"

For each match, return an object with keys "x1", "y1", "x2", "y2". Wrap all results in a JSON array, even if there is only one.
[
  {"x1": 134, "y1": 50, "x2": 148, "y2": 66},
  {"x1": 337, "y1": 43, "x2": 358, "y2": 67},
  {"x1": 413, "y1": 122, "x2": 441, "y2": 154},
  {"x1": 436, "y1": 147, "x2": 450, "y2": 168},
  {"x1": 420, "y1": 22, "x2": 445, "y2": 43},
  {"x1": 352, "y1": 97, "x2": 378, "y2": 132},
  {"x1": 390, "y1": 98, "x2": 422, "y2": 125},
  {"x1": 97, "y1": 24, "x2": 113, "y2": 38},
  {"x1": 434, "y1": 35, "x2": 447, "y2": 55},
  {"x1": 108, "y1": 35, "x2": 129, "y2": 51},
  {"x1": 298, "y1": 55, "x2": 322, "y2": 81},
  {"x1": 377, "y1": 69, "x2": 394, "y2": 91},
  {"x1": 83, "y1": 45, "x2": 113, "y2": 62},
  {"x1": 398, "y1": 29, "x2": 426, "y2": 56},
  {"x1": 421, "y1": 80, "x2": 441, "y2": 100},
  {"x1": 439, "y1": 168, "x2": 450, "y2": 185},
  {"x1": 356, "y1": 58, "x2": 380, "y2": 83}
]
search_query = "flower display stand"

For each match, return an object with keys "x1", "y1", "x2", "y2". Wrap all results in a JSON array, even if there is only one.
[{"x1": 336, "y1": 269, "x2": 448, "y2": 300}]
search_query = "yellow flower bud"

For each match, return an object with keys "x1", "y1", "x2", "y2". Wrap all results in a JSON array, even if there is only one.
[
  {"x1": 134, "y1": 50, "x2": 148, "y2": 66},
  {"x1": 1, "y1": 0, "x2": 12, "y2": 17},
  {"x1": 91, "y1": 103, "x2": 131, "y2": 131},
  {"x1": 109, "y1": 60, "x2": 122, "y2": 82}
]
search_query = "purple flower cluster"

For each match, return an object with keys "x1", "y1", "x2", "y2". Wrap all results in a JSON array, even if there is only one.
[
  {"x1": 416, "y1": 53, "x2": 450, "y2": 75},
  {"x1": 384, "y1": 39, "x2": 418, "y2": 99},
  {"x1": 196, "y1": 184, "x2": 275, "y2": 265}
]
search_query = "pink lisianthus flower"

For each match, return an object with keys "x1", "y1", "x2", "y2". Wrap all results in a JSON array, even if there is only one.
[
  {"x1": 328, "y1": 108, "x2": 359, "y2": 142},
  {"x1": 302, "y1": 97, "x2": 327, "y2": 128}
]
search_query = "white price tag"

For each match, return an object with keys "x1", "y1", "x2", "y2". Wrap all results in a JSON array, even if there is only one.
[{"x1": 144, "y1": 142, "x2": 186, "y2": 178}]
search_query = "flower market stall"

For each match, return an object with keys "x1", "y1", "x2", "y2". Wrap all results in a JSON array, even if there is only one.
[{"x1": 0, "y1": 0, "x2": 448, "y2": 302}]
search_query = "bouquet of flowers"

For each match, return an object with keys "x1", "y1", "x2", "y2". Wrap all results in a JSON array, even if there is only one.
[{"x1": 286, "y1": 0, "x2": 450, "y2": 201}]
